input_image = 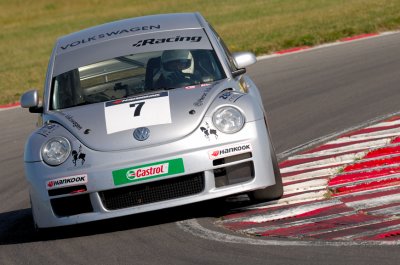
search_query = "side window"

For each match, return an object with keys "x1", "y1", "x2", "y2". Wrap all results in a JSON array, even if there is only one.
[
  {"x1": 208, "y1": 24, "x2": 238, "y2": 72},
  {"x1": 51, "y1": 70, "x2": 83, "y2": 109}
]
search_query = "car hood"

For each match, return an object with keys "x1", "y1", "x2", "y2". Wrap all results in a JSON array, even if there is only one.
[{"x1": 45, "y1": 81, "x2": 236, "y2": 152}]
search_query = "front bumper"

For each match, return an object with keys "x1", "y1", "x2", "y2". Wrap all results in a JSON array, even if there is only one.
[{"x1": 26, "y1": 118, "x2": 276, "y2": 228}]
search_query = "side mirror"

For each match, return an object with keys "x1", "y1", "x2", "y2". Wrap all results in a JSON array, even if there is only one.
[
  {"x1": 21, "y1": 90, "x2": 39, "y2": 108},
  {"x1": 232, "y1": 52, "x2": 257, "y2": 69},
  {"x1": 20, "y1": 90, "x2": 43, "y2": 113}
]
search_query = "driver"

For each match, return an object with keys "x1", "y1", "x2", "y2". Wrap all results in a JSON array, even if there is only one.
[{"x1": 156, "y1": 50, "x2": 199, "y2": 88}]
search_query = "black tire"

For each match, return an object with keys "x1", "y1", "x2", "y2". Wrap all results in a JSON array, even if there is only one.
[{"x1": 249, "y1": 147, "x2": 283, "y2": 202}]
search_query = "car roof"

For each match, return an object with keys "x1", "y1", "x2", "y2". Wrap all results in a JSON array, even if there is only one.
[{"x1": 56, "y1": 13, "x2": 206, "y2": 54}]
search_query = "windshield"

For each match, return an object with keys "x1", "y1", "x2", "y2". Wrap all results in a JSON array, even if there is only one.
[{"x1": 50, "y1": 49, "x2": 225, "y2": 110}]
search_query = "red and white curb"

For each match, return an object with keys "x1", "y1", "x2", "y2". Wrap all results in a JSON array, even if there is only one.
[
  {"x1": 258, "y1": 31, "x2": 400, "y2": 59},
  {"x1": 215, "y1": 115, "x2": 400, "y2": 244},
  {"x1": 0, "y1": 102, "x2": 20, "y2": 111}
]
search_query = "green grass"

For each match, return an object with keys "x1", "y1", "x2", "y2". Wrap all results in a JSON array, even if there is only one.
[{"x1": 1, "y1": 0, "x2": 400, "y2": 105}]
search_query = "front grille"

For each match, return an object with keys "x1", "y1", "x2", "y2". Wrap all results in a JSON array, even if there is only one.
[{"x1": 99, "y1": 173, "x2": 205, "y2": 210}]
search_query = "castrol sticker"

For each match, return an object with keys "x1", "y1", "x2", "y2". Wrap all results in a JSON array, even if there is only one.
[
  {"x1": 112, "y1": 158, "x2": 184, "y2": 185},
  {"x1": 126, "y1": 163, "x2": 169, "y2": 180}
]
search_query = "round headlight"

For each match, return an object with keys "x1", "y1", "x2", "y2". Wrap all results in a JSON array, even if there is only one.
[
  {"x1": 41, "y1": 137, "x2": 71, "y2": 166},
  {"x1": 212, "y1": 106, "x2": 245, "y2": 134}
]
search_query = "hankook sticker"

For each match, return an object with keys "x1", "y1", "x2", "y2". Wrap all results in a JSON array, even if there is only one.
[
  {"x1": 104, "y1": 92, "x2": 171, "y2": 134},
  {"x1": 208, "y1": 143, "x2": 252, "y2": 160},
  {"x1": 46, "y1": 174, "x2": 88, "y2": 190}
]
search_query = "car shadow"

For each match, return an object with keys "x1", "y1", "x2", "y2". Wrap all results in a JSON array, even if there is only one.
[{"x1": 0, "y1": 195, "x2": 255, "y2": 245}]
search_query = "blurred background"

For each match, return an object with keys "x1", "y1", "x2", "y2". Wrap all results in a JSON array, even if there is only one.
[{"x1": 1, "y1": 0, "x2": 400, "y2": 105}]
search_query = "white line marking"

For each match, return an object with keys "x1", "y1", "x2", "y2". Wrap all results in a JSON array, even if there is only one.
[
  {"x1": 243, "y1": 190, "x2": 328, "y2": 211},
  {"x1": 242, "y1": 211, "x2": 356, "y2": 234},
  {"x1": 305, "y1": 217, "x2": 400, "y2": 238},
  {"x1": 277, "y1": 110, "x2": 400, "y2": 161},
  {"x1": 238, "y1": 199, "x2": 341, "y2": 223},
  {"x1": 176, "y1": 219, "x2": 400, "y2": 246},
  {"x1": 330, "y1": 184, "x2": 400, "y2": 198},
  {"x1": 282, "y1": 167, "x2": 339, "y2": 183},
  {"x1": 367, "y1": 120, "x2": 400, "y2": 129},
  {"x1": 329, "y1": 174, "x2": 400, "y2": 189},
  {"x1": 345, "y1": 193, "x2": 400, "y2": 210},
  {"x1": 289, "y1": 139, "x2": 389, "y2": 160},
  {"x1": 0, "y1": 105, "x2": 20, "y2": 112},
  {"x1": 369, "y1": 205, "x2": 400, "y2": 216},
  {"x1": 257, "y1": 31, "x2": 400, "y2": 61},
  {"x1": 336, "y1": 155, "x2": 400, "y2": 174},
  {"x1": 334, "y1": 223, "x2": 400, "y2": 240},
  {"x1": 280, "y1": 152, "x2": 365, "y2": 174},
  {"x1": 328, "y1": 130, "x2": 400, "y2": 144},
  {"x1": 284, "y1": 179, "x2": 328, "y2": 195},
  {"x1": 227, "y1": 199, "x2": 346, "y2": 226},
  {"x1": 242, "y1": 211, "x2": 399, "y2": 237}
]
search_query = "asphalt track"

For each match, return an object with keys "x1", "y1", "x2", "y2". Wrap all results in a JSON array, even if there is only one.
[{"x1": 1, "y1": 32, "x2": 400, "y2": 264}]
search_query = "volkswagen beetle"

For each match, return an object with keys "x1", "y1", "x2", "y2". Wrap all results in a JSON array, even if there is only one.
[{"x1": 21, "y1": 12, "x2": 283, "y2": 228}]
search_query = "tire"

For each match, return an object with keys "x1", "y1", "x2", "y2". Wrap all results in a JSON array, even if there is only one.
[{"x1": 249, "y1": 146, "x2": 283, "y2": 202}]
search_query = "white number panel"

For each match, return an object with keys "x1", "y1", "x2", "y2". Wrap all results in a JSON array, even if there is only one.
[{"x1": 104, "y1": 92, "x2": 171, "y2": 134}]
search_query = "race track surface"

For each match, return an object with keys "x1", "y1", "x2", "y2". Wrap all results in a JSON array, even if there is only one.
[{"x1": 1, "y1": 32, "x2": 400, "y2": 264}]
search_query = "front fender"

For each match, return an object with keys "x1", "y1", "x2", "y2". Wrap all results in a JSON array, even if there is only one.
[{"x1": 24, "y1": 123, "x2": 77, "y2": 162}]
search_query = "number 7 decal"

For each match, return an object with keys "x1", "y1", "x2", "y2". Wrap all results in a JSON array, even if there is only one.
[{"x1": 130, "y1": 102, "x2": 145, "y2": 117}]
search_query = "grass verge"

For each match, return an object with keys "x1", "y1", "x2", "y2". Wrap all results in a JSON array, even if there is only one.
[{"x1": 1, "y1": 0, "x2": 400, "y2": 105}]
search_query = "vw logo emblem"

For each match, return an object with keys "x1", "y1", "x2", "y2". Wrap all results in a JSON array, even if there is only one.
[{"x1": 133, "y1": 127, "x2": 150, "y2": 141}]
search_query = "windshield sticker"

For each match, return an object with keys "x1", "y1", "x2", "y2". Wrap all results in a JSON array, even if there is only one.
[
  {"x1": 36, "y1": 123, "x2": 59, "y2": 137},
  {"x1": 53, "y1": 29, "x2": 211, "y2": 77},
  {"x1": 194, "y1": 86, "x2": 213, "y2": 107},
  {"x1": 59, "y1": 25, "x2": 161, "y2": 52},
  {"x1": 132, "y1": 36, "x2": 202, "y2": 48},
  {"x1": 112, "y1": 158, "x2": 184, "y2": 185},
  {"x1": 58, "y1": 112, "x2": 82, "y2": 130},
  {"x1": 104, "y1": 91, "x2": 171, "y2": 134},
  {"x1": 185, "y1": 83, "x2": 211, "y2": 90},
  {"x1": 219, "y1": 91, "x2": 244, "y2": 102}
]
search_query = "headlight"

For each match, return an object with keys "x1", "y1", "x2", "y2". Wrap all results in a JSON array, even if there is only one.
[
  {"x1": 41, "y1": 137, "x2": 71, "y2": 166},
  {"x1": 212, "y1": 106, "x2": 245, "y2": 134}
]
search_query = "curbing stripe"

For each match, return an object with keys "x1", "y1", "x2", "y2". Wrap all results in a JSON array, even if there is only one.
[
  {"x1": 208, "y1": 114, "x2": 400, "y2": 244},
  {"x1": 258, "y1": 31, "x2": 400, "y2": 61},
  {"x1": 287, "y1": 139, "x2": 390, "y2": 161},
  {"x1": 176, "y1": 219, "x2": 400, "y2": 246},
  {"x1": 0, "y1": 102, "x2": 20, "y2": 111},
  {"x1": 340, "y1": 33, "x2": 379, "y2": 41}
]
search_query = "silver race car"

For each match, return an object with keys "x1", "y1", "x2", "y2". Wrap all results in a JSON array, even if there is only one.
[{"x1": 21, "y1": 12, "x2": 283, "y2": 228}]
